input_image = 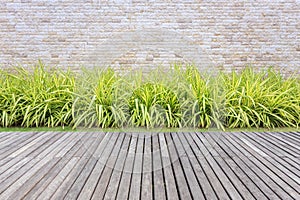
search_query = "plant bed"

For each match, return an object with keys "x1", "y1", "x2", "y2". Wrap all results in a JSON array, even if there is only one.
[{"x1": 0, "y1": 62, "x2": 299, "y2": 130}]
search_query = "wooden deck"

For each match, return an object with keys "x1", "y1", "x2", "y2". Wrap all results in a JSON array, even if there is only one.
[{"x1": 0, "y1": 131, "x2": 299, "y2": 200}]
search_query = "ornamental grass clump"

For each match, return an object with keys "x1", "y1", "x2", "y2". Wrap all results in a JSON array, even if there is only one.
[
  {"x1": 0, "y1": 62, "x2": 75, "y2": 127},
  {"x1": 128, "y1": 82, "x2": 181, "y2": 128},
  {"x1": 0, "y1": 69, "x2": 25, "y2": 127},
  {"x1": 0, "y1": 62, "x2": 299, "y2": 130},
  {"x1": 180, "y1": 66, "x2": 220, "y2": 128},
  {"x1": 72, "y1": 68, "x2": 127, "y2": 128},
  {"x1": 220, "y1": 68, "x2": 300, "y2": 128}
]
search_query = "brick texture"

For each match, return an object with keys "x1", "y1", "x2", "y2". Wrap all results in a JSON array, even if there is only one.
[{"x1": 0, "y1": 0, "x2": 299, "y2": 74}]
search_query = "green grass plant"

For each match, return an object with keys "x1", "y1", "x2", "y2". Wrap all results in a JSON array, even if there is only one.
[
  {"x1": 0, "y1": 62, "x2": 75, "y2": 127},
  {"x1": 0, "y1": 62, "x2": 299, "y2": 130},
  {"x1": 220, "y1": 68, "x2": 300, "y2": 128}
]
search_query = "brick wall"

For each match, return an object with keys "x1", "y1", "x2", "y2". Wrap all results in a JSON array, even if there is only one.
[{"x1": 0, "y1": 0, "x2": 299, "y2": 74}]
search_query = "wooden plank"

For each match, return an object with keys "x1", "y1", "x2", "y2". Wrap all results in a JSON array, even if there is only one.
[
  {"x1": 239, "y1": 132, "x2": 300, "y2": 185},
  {"x1": 0, "y1": 132, "x2": 58, "y2": 174},
  {"x1": 0, "y1": 158, "x2": 12, "y2": 169},
  {"x1": 226, "y1": 133, "x2": 297, "y2": 199},
  {"x1": 202, "y1": 133, "x2": 256, "y2": 200},
  {"x1": 75, "y1": 133, "x2": 117, "y2": 200},
  {"x1": 7, "y1": 132, "x2": 51, "y2": 158},
  {"x1": 0, "y1": 131, "x2": 299, "y2": 199},
  {"x1": 272, "y1": 132, "x2": 300, "y2": 147},
  {"x1": 25, "y1": 132, "x2": 65, "y2": 158},
  {"x1": 287, "y1": 131, "x2": 300, "y2": 140},
  {"x1": 0, "y1": 132, "x2": 73, "y2": 196},
  {"x1": 4, "y1": 158, "x2": 61, "y2": 200},
  {"x1": 0, "y1": 133, "x2": 54, "y2": 172},
  {"x1": 255, "y1": 132, "x2": 300, "y2": 155},
  {"x1": 115, "y1": 133, "x2": 137, "y2": 200},
  {"x1": 36, "y1": 157, "x2": 79, "y2": 200},
  {"x1": 34, "y1": 132, "x2": 74, "y2": 159},
  {"x1": 171, "y1": 133, "x2": 205, "y2": 200},
  {"x1": 239, "y1": 133, "x2": 300, "y2": 183},
  {"x1": 165, "y1": 133, "x2": 192, "y2": 199},
  {"x1": 72, "y1": 133, "x2": 113, "y2": 200},
  {"x1": 91, "y1": 133, "x2": 126, "y2": 200},
  {"x1": 104, "y1": 134, "x2": 135, "y2": 199},
  {"x1": 140, "y1": 134, "x2": 153, "y2": 200},
  {"x1": 49, "y1": 133, "x2": 105, "y2": 200},
  {"x1": 0, "y1": 132, "x2": 43, "y2": 160},
  {"x1": 222, "y1": 133, "x2": 290, "y2": 199},
  {"x1": 54, "y1": 133, "x2": 85, "y2": 158},
  {"x1": 177, "y1": 133, "x2": 218, "y2": 200},
  {"x1": 20, "y1": 132, "x2": 96, "y2": 200},
  {"x1": 2, "y1": 132, "x2": 85, "y2": 199},
  {"x1": 190, "y1": 132, "x2": 242, "y2": 200},
  {"x1": 7, "y1": 132, "x2": 60, "y2": 158},
  {"x1": 0, "y1": 132, "x2": 26, "y2": 150},
  {"x1": 0, "y1": 132, "x2": 37, "y2": 149},
  {"x1": 158, "y1": 133, "x2": 179, "y2": 200},
  {"x1": 0, "y1": 132, "x2": 18, "y2": 141},
  {"x1": 263, "y1": 132, "x2": 300, "y2": 155},
  {"x1": 242, "y1": 132, "x2": 299, "y2": 158},
  {"x1": 209, "y1": 132, "x2": 276, "y2": 199},
  {"x1": 282, "y1": 157, "x2": 300, "y2": 172},
  {"x1": 127, "y1": 134, "x2": 144, "y2": 200},
  {"x1": 0, "y1": 157, "x2": 32, "y2": 183},
  {"x1": 151, "y1": 134, "x2": 166, "y2": 200}
]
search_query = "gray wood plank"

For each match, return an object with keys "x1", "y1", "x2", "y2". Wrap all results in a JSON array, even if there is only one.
[
  {"x1": 255, "y1": 132, "x2": 300, "y2": 155},
  {"x1": 20, "y1": 132, "x2": 96, "y2": 200},
  {"x1": 206, "y1": 133, "x2": 271, "y2": 200},
  {"x1": 37, "y1": 157, "x2": 79, "y2": 200},
  {"x1": 115, "y1": 133, "x2": 137, "y2": 200},
  {"x1": 0, "y1": 132, "x2": 60, "y2": 174},
  {"x1": 0, "y1": 132, "x2": 27, "y2": 150},
  {"x1": 0, "y1": 131, "x2": 299, "y2": 199},
  {"x1": 0, "y1": 132, "x2": 37, "y2": 147},
  {"x1": 171, "y1": 133, "x2": 205, "y2": 200},
  {"x1": 91, "y1": 133, "x2": 126, "y2": 200},
  {"x1": 242, "y1": 134, "x2": 300, "y2": 185},
  {"x1": 104, "y1": 134, "x2": 131, "y2": 200},
  {"x1": 49, "y1": 133, "x2": 104, "y2": 200},
  {"x1": 226, "y1": 133, "x2": 296, "y2": 200},
  {"x1": 158, "y1": 133, "x2": 179, "y2": 200},
  {"x1": 222, "y1": 132, "x2": 287, "y2": 199},
  {"x1": 127, "y1": 134, "x2": 144, "y2": 200},
  {"x1": 26, "y1": 132, "x2": 65, "y2": 158},
  {"x1": 7, "y1": 132, "x2": 55, "y2": 158},
  {"x1": 165, "y1": 133, "x2": 192, "y2": 199},
  {"x1": 0, "y1": 132, "x2": 44, "y2": 160},
  {"x1": 64, "y1": 133, "x2": 112, "y2": 199},
  {"x1": 75, "y1": 133, "x2": 117, "y2": 200},
  {"x1": 202, "y1": 133, "x2": 256, "y2": 200},
  {"x1": 271, "y1": 132, "x2": 300, "y2": 149},
  {"x1": 2, "y1": 133, "x2": 85, "y2": 199},
  {"x1": 177, "y1": 133, "x2": 218, "y2": 200},
  {"x1": 286, "y1": 131, "x2": 300, "y2": 140},
  {"x1": 0, "y1": 132, "x2": 18, "y2": 141},
  {"x1": 240, "y1": 133, "x2": 300, "y2": 183},
  {"x1": 190, "y1": 132, "x2": 242, "y2": 200},
  {"x1": 0, "y1": 157, "x2": 32, "y2": 184},
  {"x1": 151, "y1": 134, "x2": 166, "y2": 200},
  {"x1": 234, "y1": 133, "x2": 300, "y2": 197},
  {"x1": 0, "y1": 132, "x2": 74, "y2": 196},
  {"x1": 140, "y1": 134, "x2": 153, "y2": 200}
]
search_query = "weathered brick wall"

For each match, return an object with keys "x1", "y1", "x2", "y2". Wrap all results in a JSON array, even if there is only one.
[{"x1": 0, "y1": 0, "x2": 299, "y2": 73}]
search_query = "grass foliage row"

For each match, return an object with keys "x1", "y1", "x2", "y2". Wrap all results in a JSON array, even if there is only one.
[{"x1": 1, "y1": 62, "x2": 299, "y2": 129}]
